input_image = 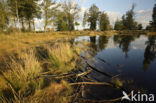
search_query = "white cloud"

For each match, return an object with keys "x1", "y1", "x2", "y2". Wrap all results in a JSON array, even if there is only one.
[
  {"x1": 135, "y1": 9, "x2": 152, "y2": 28},
  {"x1": 105, "y1": 9, "x2": 153, "y2": 29},
  {"x1": 34, "y1": 18, "x2": 44, "y2": 31},
  {"x1": 105, "y1": 11, "x2": 122, "y2": 26},
  {"x1": 81, "y1": 0, "x2": 86, "y2": 4},
  {"x1": 77, "y1": 7, "x2": 88, "y2": 30}
]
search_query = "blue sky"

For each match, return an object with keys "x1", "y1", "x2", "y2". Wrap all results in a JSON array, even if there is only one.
[
  {"x1": 77, "y1": 0, "x2": 155, "y2": 29},
  {"x1": 81, "y1": 0, "x2": 155, "y2": 14}
]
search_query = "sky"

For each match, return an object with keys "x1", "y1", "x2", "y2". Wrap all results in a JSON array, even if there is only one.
[
  {"x1": 80, "y1": 0, "x2": 154, "y2": 14},
  {"x1": 35, "y1": 0, "x2": 155, "y2": 30}
]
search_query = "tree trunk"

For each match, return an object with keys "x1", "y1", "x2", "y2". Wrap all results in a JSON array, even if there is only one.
[
  {"x1": 33, "y1": 19, "x2": 35, "y2": 32},
  {"x1": 15, "y1": 0, "x2": 20, "y2": 31},
  {"x1": 21, "y1": 18, "x2": 25, "y2": 32},
  {"x1": 28, "y1": 19, "x2": 31, "y2": 32}
]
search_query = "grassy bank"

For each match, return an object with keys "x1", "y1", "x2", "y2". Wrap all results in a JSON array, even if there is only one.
[
  {"x1": 1, "y1": 30, "x2": 156, "y2": 56},
  {"x1": 0, "y1": 31, "x2": 110, "y2": 56},
  {"x1": 0, "y1": 41, "x2": 81, "y2": 103},
  {"x1": 0, "y1": 30, "x2": 156, "y2": 102}
]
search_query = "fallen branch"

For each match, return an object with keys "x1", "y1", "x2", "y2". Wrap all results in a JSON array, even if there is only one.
[
  {"x1": 86, "y1": 62, "x2": 113, "y2": 78},
  {"x1": 70, "y1": 82, "x2": 113, "y2": 87},
  {"x1": 40, "y1": 69, "x2": 92, "y2": 79}
]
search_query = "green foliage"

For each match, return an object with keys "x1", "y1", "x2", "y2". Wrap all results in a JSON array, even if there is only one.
[
  {"x1": 114, "y1": 20, "x2": 123, "y2": 30},
  {"x1": 150, "y1": 4, "x2": 156, "y2": 31},
  {"x1": 62, "y1": 0, "x2": 80, "y2": 31},
  {"x1": 122, "y1": 4, "x2": 138, "y2": 30},
  {"x1": 8, "y1": 0, "x2": 41, "y2": 32},
  {"x1": 75, "y1": 22, "x2": 80, "y2": 26},
  {"x1": 24, "y1": 0, "x2": 41, "y2": 31},
  {"x1": 41, "y1": 0, "x2": 59, "y2": 31},
  {"x1": 0, "y1": 0, "x2": 9, "y2": 32},
  {"x1": 138, "y1": 24, "x2": 143, "y2": 30},
  {"x1": 55, "y1": 11, "x2": 68, "y2": 31},
  {"x1": 88, "y1": 4, "x2": 100, "y2": 30},
  {"x1": 54, "y1": 0, "x2": 80, "y2": 31},
  {"x1": 146, "y1": 25, "x2": 152, "y2": 30},
  {"x1": 99, "y1": 12, "x2": 110, "y2": 31},
  {"x1": 83, "y1": 11, "x2": 88, "y2": 28},
  {"x1": 75, "y1": 22, "x2": 80, "y2": 30},
  {"x1": 83, "y1": 4, "x2": 111, "y2": 31}
]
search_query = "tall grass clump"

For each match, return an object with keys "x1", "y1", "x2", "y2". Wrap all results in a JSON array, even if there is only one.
[
  {"x1": 24, "y1": 80, "x2": 73, "y2": 103},
  {"x1": 0, "y1": 49, "x2": 43, "y2": 102},
  {"x1": 47, "y1": 43, "x2": 80, "y2": 74},
  {"x1": 0, "y1": 42, "x2": 81, "y2": 102}
]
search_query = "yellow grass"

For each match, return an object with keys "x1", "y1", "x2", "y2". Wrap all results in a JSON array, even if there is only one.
[
  {"x1": 0, "y1": 32, "x2": 73, "y2": 56},
  {"x1": 0, "y1": 31, "x2": 117, "y2": 56},
  {"x1": 0, "y1": 41, "x2": 81, "y2": 103},
  {"x1": 46, "y1": 43, "x2": 80, "y2": 74}
]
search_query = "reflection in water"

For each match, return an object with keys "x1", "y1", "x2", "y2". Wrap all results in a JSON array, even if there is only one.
[
  {"x1": 74, "y1": 35, "x2": 156, "y2": 99},
  {"x1": 143, "y1": 35, "x2": 156, "y2": 71},
  {"x1": 98, "y1": 36, "x2": 109, "y2": 51},
  {"x1": 90, "y1": 36, "x2": 98, "y2": 55},
  {"x1": 89, "y1": 36, "x2": 110, "y2": 56},
  {"x1": 114, "y1": 35, "x2": 138, "y2": 58}
]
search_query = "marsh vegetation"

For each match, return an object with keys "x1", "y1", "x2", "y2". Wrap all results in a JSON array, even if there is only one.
[{"x1": 0, "y1": 0, "x2": 156, "y2": 103}]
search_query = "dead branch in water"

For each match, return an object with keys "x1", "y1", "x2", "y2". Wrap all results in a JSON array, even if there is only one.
[
  {"x1": 86, "y1": 62, "x2": 113, "y2": 78},
  {"x1": 70, "y1": 82, "x2": 113, "y2": 87},
  {"x1": 40, "y1": 69, "x2": 92, "y2": 79},
  {"x1": 80, "y1": 55, "x2": 114, "y2": 78}
]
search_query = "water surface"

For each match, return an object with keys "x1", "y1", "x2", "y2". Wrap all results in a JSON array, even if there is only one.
[{"x1": 74, "y1": 34, "x2": 156, "y2": 100}]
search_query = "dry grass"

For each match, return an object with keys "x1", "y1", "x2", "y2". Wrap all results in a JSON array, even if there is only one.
[
  {"x1": 0, "y1": 49, "x2": 44, "y2": 102},
  {"x1": 46, "y1": 43, "x2": 80, "y2": 74},
  {"x1": 0, "y1": 31, "x2": 119, "y2": 56},
  {"x1": 0, "y1": 41, "x2": 81, "y2": 103},
  {"x1": 25, "y1": 80, "x2": 73, "y2": 103}
]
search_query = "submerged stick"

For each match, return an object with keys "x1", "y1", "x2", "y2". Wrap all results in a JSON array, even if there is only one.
[
  {"x1": 70, "y1": 82, "x2": 113, "y2": 87},
  {"x1": 98, "y1": 57, "x2": 116, "y2": 70},
  {"x1": 80, "y1": 55, "x2": 113, "y2": 78},
  {"x1": 86, "y1": 62, "x2": 113, "y2": 78}
]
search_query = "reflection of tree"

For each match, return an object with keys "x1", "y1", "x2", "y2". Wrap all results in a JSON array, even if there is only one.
[
  {"x1": 90, "y1": 36, "x2": 98, "y2": 56},
  {"x1": 113, "y1": 35, "x2": 137, "y2": 58},
  {"x1": 143, "y1": 36, "x2": 156, "y2": 71},
  {"x1": 98, "y1": 36, "x2": 109, "y2": 51},
  {"x1": 89, "y1": 36, "x2": 109, "y2": 56}
]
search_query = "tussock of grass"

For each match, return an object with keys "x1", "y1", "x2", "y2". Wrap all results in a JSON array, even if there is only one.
[
  {"x1": 46, "y1": 43, "x2": 80, "y2": 74},
  {"x1": 0, "y1": 42, "x2": 81, "y2": 103},
  {"x1": 25, "y1": 80, "x2": 72, "y2": 103},
  {"x1": 0, "y1": 49, "x2": 44, "y2": 101}
]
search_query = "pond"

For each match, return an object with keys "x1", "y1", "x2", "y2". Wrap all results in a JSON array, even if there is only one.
[{"x1": 74, "y1": 34, "x2": 156, "y2": 101}]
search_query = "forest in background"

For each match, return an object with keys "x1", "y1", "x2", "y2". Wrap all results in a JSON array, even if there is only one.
[{"x1": 0, "y1": 0, "x2": 156, "y2": 33}]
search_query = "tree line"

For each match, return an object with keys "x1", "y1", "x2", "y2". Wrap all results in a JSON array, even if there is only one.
[{"x1": 0, "y1": 0, "x2": 156, "y2": 33}]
